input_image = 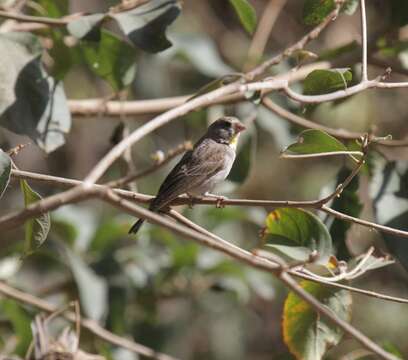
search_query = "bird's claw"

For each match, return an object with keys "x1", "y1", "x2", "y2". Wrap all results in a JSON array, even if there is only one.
[{"x1": 204, "y1": 193, "x2": 227, "y2": 208}]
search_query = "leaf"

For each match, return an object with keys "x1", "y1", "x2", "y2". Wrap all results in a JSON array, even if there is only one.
[
  {"x1": 82, "y1": 30, "x2": 137, "y2": 91},
  {"x1": 282, "y1": 129, "x2": 348, "y2": 157},
  {"x1": 229, "y1": 0, "x2": 257, "y2": 34},
  {"x1": 262, "y1": 208, "x2": 333, "y2": 264},
  {"x1": 0, "y1": 149, "x2": 11, "y2": 199},
  {"x1": 112, "y1": 0, "x2": 182, "y2": 53},
  {"x1": 303, "y1": 68, "x2": 352, "y2": 95},
  {"x1": 228, "y1": 122, "x2": 257, "y2": 184},
  {"x1": 318, "y1": 41, "x2": 358, "y2": 61},
  {"x1": 370, "y1": 158, "x2": 408, "y2": 271},
  {"x1": 303, "y1": 0, "x2": 335, "y2": 25},
  {"x1": 329, "y1": 167, "x2": 363, "y2": 260},
  {"x1": 283, "y1": 280, "x2": 352, "y2": 360},
  {"x1": 391, "y1": 0, "x2": 408, "y2": 27},
  {"x1": 167, "y1": 33, "x2": 236, "y2": 77},
  {"x1": 1, "y1": 300, "x2": 32, "y2": 355},
  {"x1": 65, "y1": 248, "x2": 108, "y2": 321},
  {"x1": 341, "y1": 0, "x2": 358, "y2": 15},
  {"x1": 35, "y1": 0, "x2": 68, "y2": 18},
  {"x1": 67, "y1": 13, "x2": 105, "y2": 41},
  {"x1": 20, "y1": 180, "x2": 50, "y2": 256},
  {"x1": 0, "y1": 33, "x2": 71, "y2": 153}
]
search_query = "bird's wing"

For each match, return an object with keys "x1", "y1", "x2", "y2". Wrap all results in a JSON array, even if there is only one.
[{"x1": 151, "y1": 139, "x2": 227, "y2": 210}]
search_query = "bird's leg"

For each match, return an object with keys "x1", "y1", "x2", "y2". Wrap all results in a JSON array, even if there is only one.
[
  {"x1": 186, "y1": 193, "x2": 197, "y2": 209},
  {"x1": 204, "y1": 192, "x2": 228, "y2": 208}
]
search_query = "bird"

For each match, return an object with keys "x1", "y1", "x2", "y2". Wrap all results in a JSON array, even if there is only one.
[{"x1": 128, "y1": 116, "x2": 246, "y2": 234}]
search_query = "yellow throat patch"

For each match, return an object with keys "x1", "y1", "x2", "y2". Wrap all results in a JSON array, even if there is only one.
[{"x1": 229, "y1": 133, "x2": 240, "y2": 150}]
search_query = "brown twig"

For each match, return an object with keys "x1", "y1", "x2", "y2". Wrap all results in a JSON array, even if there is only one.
[
  {"x1": 244, "y1": 0, "x2": 287, "y2": 71},
  {"x1": 245, "y1": 0, "x2": 346, "y2": 80}
]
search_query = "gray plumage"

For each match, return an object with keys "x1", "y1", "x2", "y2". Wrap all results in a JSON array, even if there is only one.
[{"x1": 129, "y1": 117, "x2": 245, "y2": 234}]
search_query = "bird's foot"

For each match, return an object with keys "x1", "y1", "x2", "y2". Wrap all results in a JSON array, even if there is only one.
[
  {"x1": 187, "y1": 194, "x2": 199, "y2": 209},
  {"x1": 204, "y1": 192, "x2": 227, "y2": 208}
]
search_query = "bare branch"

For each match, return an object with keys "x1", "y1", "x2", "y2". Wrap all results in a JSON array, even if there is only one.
[
  {"x1": 262, "y1": 97, "x2": 408, "y2": 147},
  {"x1": 244, "y1": 0, "x2": 287, "y2": 71},
  {"x1": 245, "y1": 0, "x2": 346, "y2": 80},
  {"x1": 68, "y1": 62, "x2": 331, "y2": 117},
  {"x1": 360, "y1": 0, "x2": 368, "y2": 81}
]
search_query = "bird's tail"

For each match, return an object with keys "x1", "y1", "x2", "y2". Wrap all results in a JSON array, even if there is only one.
[{"x1": 128, "y1": 218, "x2": 145, "y2": 234}]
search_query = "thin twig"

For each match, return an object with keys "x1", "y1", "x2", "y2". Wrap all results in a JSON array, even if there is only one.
[
  {"x1": 360, "y1": 0, "x2": 368, "y2": 81},
  {"x1": 244, "y1": 0, "x2": 287, "y2": 71},
  {"x1": 7, "y1": 168, "x2": 408, "y2": 242},
  {"x1": 245, "y1": 0, "x2": 346, "y2": 80},
  {"x1": 262, "y1": 97, "x2": 408, "y2": 147}
]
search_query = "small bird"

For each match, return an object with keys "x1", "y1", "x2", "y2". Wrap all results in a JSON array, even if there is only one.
[{"x1": 129, "y1": 116, "x2": 246, "y2": 234}]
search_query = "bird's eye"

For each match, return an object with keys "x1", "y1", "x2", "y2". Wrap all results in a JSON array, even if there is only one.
[{"x1": 223, "y1": 121, "x2": 232, "y2": 128}]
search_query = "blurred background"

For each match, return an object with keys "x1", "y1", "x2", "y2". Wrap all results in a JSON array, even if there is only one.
[{"x1": 1, "y1": 0, "x2": 408, "y2": 359}]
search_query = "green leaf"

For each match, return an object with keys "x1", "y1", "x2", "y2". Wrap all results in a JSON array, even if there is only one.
[
  {"x1": 65, "y1": 248, "x2": 108, "y2": 321},
  {"x1": 303, "y1": 68, "x2": 352, "y2": 95},
  {"x1": 168, "y1": 34, "x2": 236, "y2": 77},
  {"x1": 0, "y1": 33, "x2": 71, "y2": 153},
  {"x1": 229, "y1": 0, "x2": 257, "y2": 34},
  {"x1": 229, "y1": 122, "x2": 257, "y2": 184},
  {"x1": 282, "y1": 130, "x2": 348, "y2": 157},
  {"x1": 0, "y1": 149, "x2": 11, "y2": 199},
  {"x1": 303, "y1": 0, "x2": 335, "y2": 25},
  {"x1": 370, "y1": 158, "x2": 408, "y2": 271},
  {"x1": 283, "y1": 280, "x2": 352, "y2": 360},
  {"x1": 1, "y1": 300, "x2": 32, "y2": 355},
  {"x1": 20, "y1": 180, "x2": 50, "y2": 256},
  {"x1": 341, "y1": 0, "x2": 358, "y2": 15},
  {"x1": 35, "y1": 0, "x2": 68, "y2": 18},
  {"x1": 112, "y1": 0, "x2": 182, "y2": 53},
  {"x1": 262, "y1": 208, "x2": 333, "y2": 264},
  {"x1": 391, "y1": 0, "x2": 408, "y2": 27},
  {"x1": 329, "y1": 167, "x2": 363, "y2": 260},
  {"x1": 67, "y1": 13, "x2": 105, "y2": 41},
  {"x1": 318, "y1": 41, "x2": 358, "y2": 61},
  {"x1": 82, "y1": 30, "x2": 137, "y2": 91}
]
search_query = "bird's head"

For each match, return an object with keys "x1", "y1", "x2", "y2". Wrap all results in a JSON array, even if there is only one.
[{"x1": 206, "y1": 117, "x2": 246, "y2": 148}]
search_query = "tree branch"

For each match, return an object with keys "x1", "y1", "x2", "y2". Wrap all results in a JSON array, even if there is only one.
[{"x1": 262, "y1": 97, "x2": 408, "y2": 147}]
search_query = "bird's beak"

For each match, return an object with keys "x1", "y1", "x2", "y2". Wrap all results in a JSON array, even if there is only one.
[{"x1": 234, "y1": 122, "x2": 246, "y2": 133}]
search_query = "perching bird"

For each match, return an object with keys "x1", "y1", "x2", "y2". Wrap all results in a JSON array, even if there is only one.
[{"x1": 129, "y1": 116, "x2": 246, "y2": 234}]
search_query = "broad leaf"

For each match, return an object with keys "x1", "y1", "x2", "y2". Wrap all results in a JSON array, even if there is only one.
[
  {"x1": 303, "y1": 0, "x2": 335, "y2": 26},
  {"x1": 0, "y1": 149, "x2": 11, "y2": 199},
  {"x1": 82, "y1": 30, "x2": 137, "y2": 91},
  {"x1": 329, "y1": 167, "x2": 363, "y2": 260},
  {"x1": 112, "y1": 0, "x2": 182, "y2": 53},
  {"x1": 370, "y1": 158, "x2": 408, "y2": 271},
  {"x1": 303, "y1": 68, "x2": 352, "y2": 95},
  {"x1": 282, "y1": 129, "x2": 348, "y2": 157},
  {"x1": 229, "y1": 122, "x2": 257, "y2": 184},
  {"x1": 0, "y1": 33, "x2": 71, "y2": 153},
  {"x1": 283, "y1": 280, "x2": 352, "y2": 360},
  {"x1": 229, "y1": 0, "x2": 257, "y2": 34},
  {"x1": 342, "y1": 0, "x2": 358, "y2": 15},
  {"x1": 262, "y1": 208, "x2": 333, "y2": 264},
  {"x1": 65, "y1": 248, "x2": 108, "y2": 321},
  {"x1": 1, "y1": 300, "x2": 32, "y2": 355},
  {"x1": 167, "y1": 34, "x2": 236, "y2": 78},
  {"x1": 67, "y1": 13, "x2": 105, "y2": 41},
  {"x1": 391, "y1": 0, "x2": 408, "y2": 27},
  {"x1": 20, "y1": 180, "x2": 50, "y2": 256}
]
